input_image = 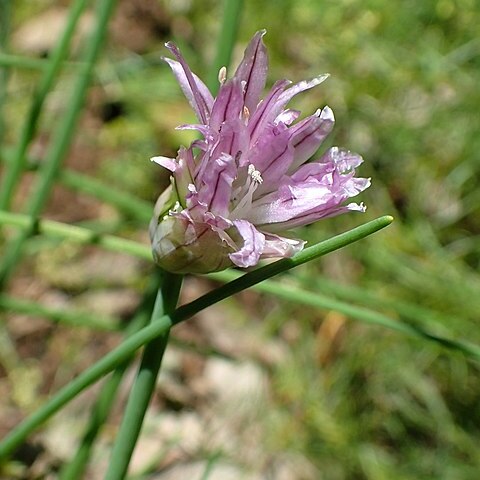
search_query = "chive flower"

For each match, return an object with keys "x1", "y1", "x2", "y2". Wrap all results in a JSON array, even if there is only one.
[{"x1": 150, "y1": 30, "x2": 370, "y2": 273}]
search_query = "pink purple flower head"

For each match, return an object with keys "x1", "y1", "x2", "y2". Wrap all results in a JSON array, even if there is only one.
[{"x1": 150, "y1": 30, "x2": 370, "y2": 274}]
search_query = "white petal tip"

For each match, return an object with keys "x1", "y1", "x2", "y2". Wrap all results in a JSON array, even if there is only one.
[
  {"x1": 321, "y1": 105, "x2": 335, "y2": 121},
  {"x1": 315, "y1": 73, "x2": 330, "y2": 84},
  {"x1": 347, "y1": 202, "x2": 367, "y2": 212},
  {"x1": 151, "y1": 156, "x2": 177, "y2": 172}
]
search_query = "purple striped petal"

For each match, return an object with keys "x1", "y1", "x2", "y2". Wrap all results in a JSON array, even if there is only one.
[
  {"x1": 248, "y1": 124, "x2": 293, "y2": 180},
  {"x1": 246, "y1": 148, "x2": 370, "y2": 230},
  {"x1": 209, "y1": 78, "x2": 245, "y2": 131},
  {"x1": 275, "y1": 109, "x2": 301, "y2": 126},
  {"x1": 197, "y1": 153, "x2": 236, "y2": 217},
  {"x1": 287, "y1": 106, "x2": 335, "y2": 172},
  {"x1": 276, "y1": 74, "x2": 330, "y2": 114},
  {"x1": 164, "y1": 43, "x2": 214, "y2": 124},
  {"x1": 247, "y1": 79, "x2": 291, "y2": 145},
  {"x1": 234, "y1": 30, "x2": 268, "y2": 113},
  {"x1": 229, "y1": 219, "x2": 265, "y2": 267}
]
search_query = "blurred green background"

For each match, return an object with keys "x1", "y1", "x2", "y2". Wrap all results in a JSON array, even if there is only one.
[{"x1": 1, "y1": 0, "x2": 480, "y2": 478}]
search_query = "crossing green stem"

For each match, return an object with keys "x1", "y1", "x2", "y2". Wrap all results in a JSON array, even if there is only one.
[{"x1": 0, "y1": 216, "x2": 392, "y2": 461}]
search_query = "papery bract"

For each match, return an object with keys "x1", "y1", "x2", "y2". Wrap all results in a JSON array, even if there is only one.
[{"x1": 150, "y1": 30, "x2": 370, "y2": 274}]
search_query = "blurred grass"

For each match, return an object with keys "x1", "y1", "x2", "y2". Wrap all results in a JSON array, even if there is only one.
[{"x1": 1, "y1": 0, "x2": 479, "y2": 478}]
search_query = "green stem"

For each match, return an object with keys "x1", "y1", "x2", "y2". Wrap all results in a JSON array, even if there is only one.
[
  {"x1": 58, "y1": 271, "x2": 162, "y2": 480},
  {"x1": 0, "y1": 0, "x2": 12, "y2": 148},
  {"x1": 0, "y1": 313, "x2": 173, "y2": 462},
  {"x1": 0, "y1": 52, "x2": 52, "y2": 70},
  {"x1": 60, "y1": 170, "x2": 152, "y2": 223},
  {"x1": 0, "y1": 216, "x2": 391, "y2": 461},
  {"x1": 2, "y1": 211, "x2": 477, "y2": 357},
  {"x1": 176, "y1": 217, "x2": 395, "y2": 321},
  {"x1": 0, "y1": 152, "x2": 152, "y2": 222},
  {"x1": 0, "y1": 294, "x2": 117, "y2": 331},
  {"x1": 0, "y1": 210, "x2": 152, "y2": 261},
  {"x1": 206, "y1": 0, "x2": 244, "y2": 94},
  {"x1": 210, "y1": 270, "x2": 443, "y2": 339},
  {"x1": 105, "y1": 273, "x2": 183, "y2": 480},
  {"x1": 307, "y1": 275, "x2": 459, "y2": 333},
  {"x1": 0, "y1": 0, "x2": 117, "y2": 288},
  {"x1": 0, "y1": 0, "x2": 88, "y2": 211}
]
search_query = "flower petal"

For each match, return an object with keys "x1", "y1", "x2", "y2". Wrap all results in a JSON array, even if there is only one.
[
  {"x1": 277, "y1": 74, "x2": 330, "y2": 112},
  {"x1": 234, "y1": 29, "x2": 268, "y2": 113},
  {"x1": 248, "y1": 107, "x2": 334, "y2": 196},
  {"x1": 164, "y1": 43, "x2": 214, "y2": 124},
  {"x1": 287, "y1": 106, "x2": 335, "y2": 172},
  {"x1": 209, "y1": 78, "x2": 245, "y2": 131},
  {"x1": 151, "y1": 155, "x2": 177, "y2": 172},
  {"x1": 197, "y1": 153, "x2": 236, "y2": 217},
  {"x1": 275, "y1": 109, "x2": 301, "y2": 126},
  {"x1": 194, "y1": 117, "x2": 247, "y2": 184},
  {"x1": 324, "y1": 146, "x2": 364, "y2": 173},
  {"x1": 248, "y1": 75, "x2": 329, "y2": 143},
  {"x1": 248, "y1": 124, "x2": 294, "y2": 194},
  {"x1": 248, "y1": 79, "x2": 291, "y2": 145},
  {"x1": 261, "y1": 232, "x2": 305, "y2": 259},
  {"x1": 229, "y1": 219, "x2": 265, "y2": 267},
  {"x1": 246, "y1": 148, "x2": 370, "y2": 231}
]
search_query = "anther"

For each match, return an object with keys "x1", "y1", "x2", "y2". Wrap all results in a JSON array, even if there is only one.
[
  {"x1": 218, "y1": 66, "x2": 227, "y2": 84},
  {"x1": 248, "y1": 164, "x2": 263, "y2": 184}
]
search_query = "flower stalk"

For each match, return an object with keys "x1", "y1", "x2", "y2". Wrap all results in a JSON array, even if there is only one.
[
  {"x1": 104, "y1": 272, "x2": 183, "y2": 480},
  {"x1": 0, "y1": 216, "x2": 392, "y2": 462}
]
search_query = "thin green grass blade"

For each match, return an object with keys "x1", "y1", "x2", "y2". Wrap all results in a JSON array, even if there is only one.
[
  {"x1": 0, "y1": 52, "x2": 51, "y2": 70},
  {"x1": 206, "y1": 0, "x2": 244, "y2": 94},
  {"x1": 57, "y1": 271, "x2": 162, "y2": 480},
  {"x1": 304, "y1": 275, "x2": 463, "y2": 333},
  {"x1": 0, "y1": 216, "x2": 391, "y2": 461},
  {"x1": 1, "y1": 151, "x2": 152, "y2": 222},
  {"x1": 2, "y1": 210, "x2": 477, "y2": 360},
  {"x1": 0, "y1": 210, "x2": 152, "y2": 260},
  {"x1": 0, "y1": 0, "x2": 118, "y2": 288},
  {"x1": 0, "y1": 0, "x2": 88, "y2": 210},
  {"x1": 208, "y1": 270, "x2": 480, "y2": 357},
  {"x1": 0, "y1": 0, "x2": 12, "y2": 145},
  {"x1": 0, "y1": 294, "x2": 117, "y2": 331},
  {"x1": 104, "y1": 273, "x2": 183, "y2": 480},
  {"x1": 60, "y1": 170, "x2": 152, "y2": 222}
]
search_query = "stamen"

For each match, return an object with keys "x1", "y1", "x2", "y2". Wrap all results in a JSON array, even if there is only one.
[
  {"x1": 248, "y1": 164, "x2": 263, "y2": 184},
  {"x1": 218, "y1": 66, "x2": 227, "y2": 84},
  {"x1": 243, "y1": 106, "x2": 250, "y2": 122}
]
